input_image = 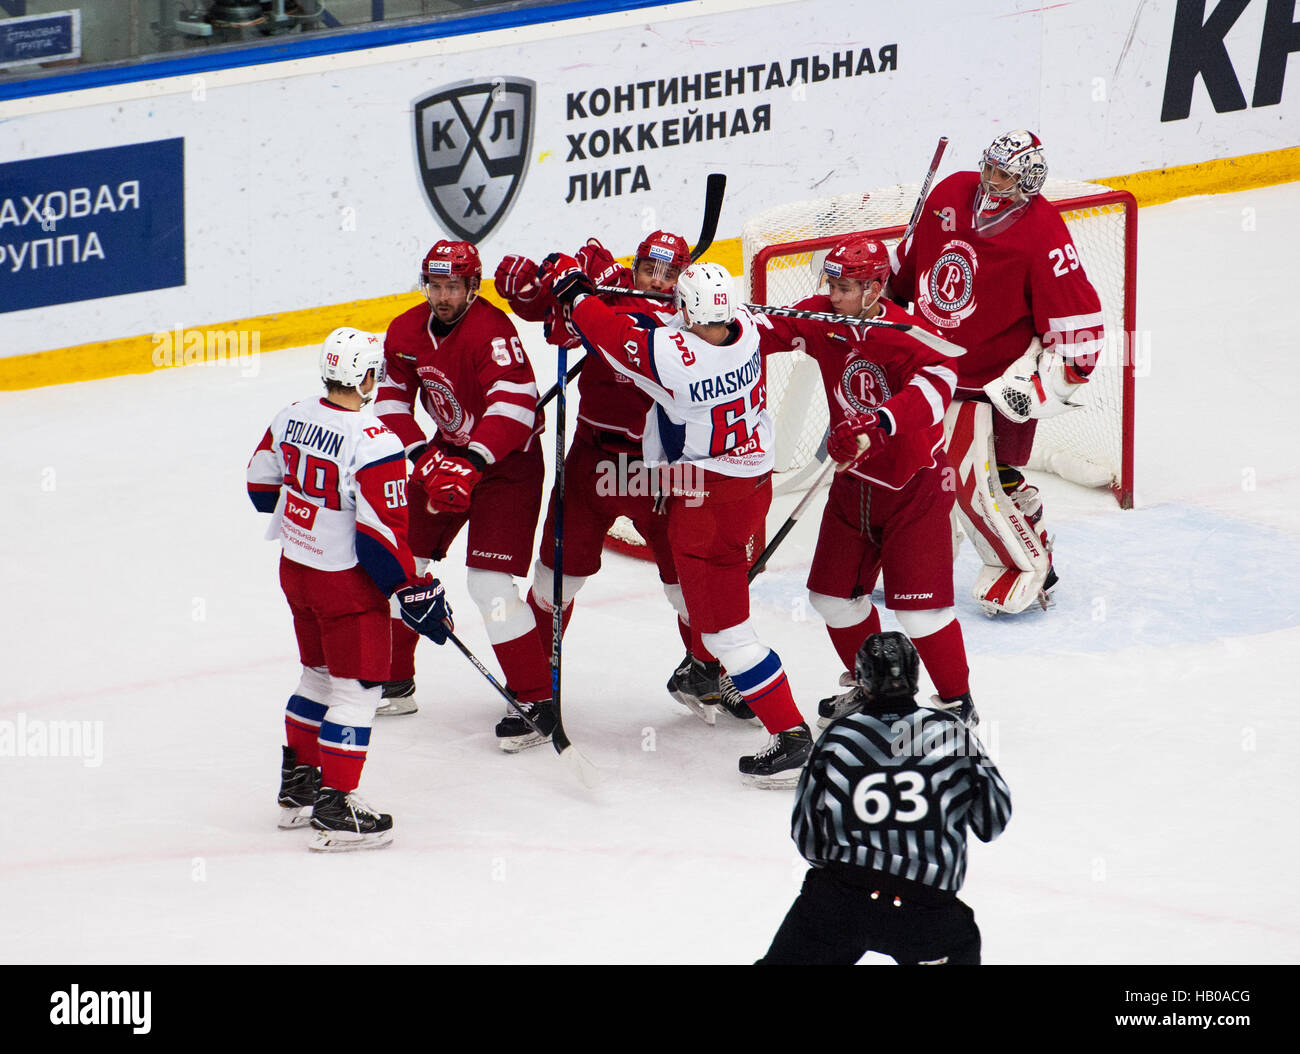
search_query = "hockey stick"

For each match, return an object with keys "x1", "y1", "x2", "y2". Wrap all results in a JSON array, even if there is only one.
[
  {"x1": 446, "y1": 630, "x2": 599, "y2": 788},
  {"x1": 534, "y1": 173, "x2": 727, "y2": 411},
  {"x1": 900, "y1": 136, "x2": 948, "y2": 248},
  {"x1": 747, "y1": 458, "x2": 837, "y2": 581}
]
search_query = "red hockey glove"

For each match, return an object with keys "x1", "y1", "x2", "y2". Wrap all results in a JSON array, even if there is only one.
[
  {"x1": 542, "y1": 302, "x2": 581, "y2": 348},
  {"x1": 394, "y1": 576, "x2": 454, "y2": 644},
  {"x1": 827, "y1": 412, "x2": 887, "y2": 466},
  {"x1": 575, "y1": 238, "x2": 630, "y2": 289},
  {"x1": 539, "y1": 252, "x2": 595, "y2": 307},
  {"x1": 494, "y1": 254, "x2": 549, "y2": 322},
  {"x1": 412, "y1": 447, "x2": 484, "y2": 514}
]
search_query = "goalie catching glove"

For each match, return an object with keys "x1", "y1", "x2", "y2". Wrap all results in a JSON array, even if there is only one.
[
  {"x1": 983, "y1": 338, "x2": 1087, "y2": 423},
  {"x1": 412, "y1": 446, "x2": 485, "y2": 514},
  {"x1": 827, "y1": 411, "x2": 888, "y2": 465},
  {"x1": 538, "y1": 252, "x2": 595, "y2": 307},
  {"x1": 394, "y1": 577, "x2": 453, "y2": 644}
]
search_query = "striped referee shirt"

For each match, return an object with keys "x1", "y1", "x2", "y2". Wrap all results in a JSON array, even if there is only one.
[{"x1": 792, "y1": 707, "x2": 1011, "y2": 892}]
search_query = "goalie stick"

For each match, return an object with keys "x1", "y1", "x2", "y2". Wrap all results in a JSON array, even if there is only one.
[
  {"x1": 535, "y1": 173, "x2": 727, "y2": 411},
  {"x1": 446, "y1": 630, "x2": 600, "y2": 788}
]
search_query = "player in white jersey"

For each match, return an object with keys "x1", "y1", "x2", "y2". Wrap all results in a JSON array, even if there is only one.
[
  {"x1": 247, "y1": 328, "x2": 452, "y2": 850},
  {"x1": 539, "y1": 255, "x2": 813, "y2": 786}
]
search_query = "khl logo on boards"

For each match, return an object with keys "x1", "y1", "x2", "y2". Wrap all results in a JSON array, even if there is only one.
[{"x1": 413, "y1": 78, "x2": 535, "y2": 243}]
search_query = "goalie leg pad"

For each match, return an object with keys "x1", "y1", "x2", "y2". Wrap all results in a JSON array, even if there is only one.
[{"x1": 943, "y1": 401, "x2": 1051, "y2": 615}]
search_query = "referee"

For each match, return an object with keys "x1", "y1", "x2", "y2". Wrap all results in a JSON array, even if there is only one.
[{"x1": 758, "y1": 633, "x2": 1011, "y2": 965}]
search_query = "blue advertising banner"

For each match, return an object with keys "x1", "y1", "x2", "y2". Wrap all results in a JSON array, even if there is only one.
[
  {"x1": 0, "y1": 138, "x2": 185, "y2": 314},
  {"x1": 0, "y1": 9, "x2": 81, "y2": 66}
]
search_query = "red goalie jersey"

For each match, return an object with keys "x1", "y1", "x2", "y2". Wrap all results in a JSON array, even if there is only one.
[
  {"x1": 892, "y1": 170, "x2": 1104, "y2": 393},
  {"x1": 375, "y1": 297, "x2": 542, "y2": 464}
]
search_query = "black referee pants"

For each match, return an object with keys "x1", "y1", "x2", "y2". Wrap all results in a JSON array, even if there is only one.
[{"x1": 757, "y1": 866, "x2": 981, "y2": 965}]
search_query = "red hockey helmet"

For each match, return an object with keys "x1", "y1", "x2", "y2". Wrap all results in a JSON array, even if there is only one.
[
  {"x1": 422, "y1": 240, "x2": 482, "y2": 283},
  {"x1": 634, "y1": 230, "x2": 690, "y2": 285},
  {"x1": 822, "y1": 236, "x2": 890, "y2": 286}
]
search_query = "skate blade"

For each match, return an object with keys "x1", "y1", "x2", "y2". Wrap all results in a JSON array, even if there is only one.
[
  {"x1": 307, "y1": 828, "x2": 394, "y2": 852},
  {"x1": 740, "y1": 770, "x2": 804, "y2": 789},
  {"x1": 278, "y1": 805, "x2": 312, "y2": 830},
  {"x1": 376, "y1": 699, "x2": 418, "y2": 716},
  {"x1": 670, "y1": 690, "x2": 718, "y2": 726},
  {"x1": 497, "y1": 731, "x2": 553, "y2": 754}
]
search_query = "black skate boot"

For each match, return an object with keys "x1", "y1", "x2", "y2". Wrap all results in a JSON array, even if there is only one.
[
  {"x1": 929, "y1": 691, "x2": 979, "y2": 728},
  {"x1": 308, "y1": 787, "x2": 394, "y2": 851},
  {"x1": 739, "y1": 723, "x2": 813, "y2": 788},
  {"x1": 376, "y1": 677, "x2": 418, "y2": 716},
  {"x1": 277, "y1": 746, "x2": 321, "y2": 830},
  {"x1": 816, "y1": 672, "x2": 867, "y2": 729},
  {"x1": 668, "y1": 656, "x2": 722, "y2": 725},
  {"x1": 495, "y1": 699, "x2": 557, "y2": 753},
  {"x1": 717, "y1": 672, "x2": 759, "y2": 723}
]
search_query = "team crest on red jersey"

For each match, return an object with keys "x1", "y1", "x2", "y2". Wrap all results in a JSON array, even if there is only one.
[
  {"x1": 839, "y1": 359, "x2": 892, "y2": 413},
  {"x1": 918, "y1": 239, "x2": 979, "y2": 329},
  {"x1": 417, "y1": 366, "x2": 474, "y2": 445}
]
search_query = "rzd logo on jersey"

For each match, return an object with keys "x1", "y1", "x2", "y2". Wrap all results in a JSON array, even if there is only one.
[
  {"x1": 284, "y1": 493, "x2": 318, "y2": 530},
  {"x1": 917, "y1": 239, "x2": 978, "y2": 330},
  {"x1": 838, "y1": 359, "x2": 892, "y2": 413},
  {"x1": 413, "y1": 78, "x2": 535, "y2": 243}
]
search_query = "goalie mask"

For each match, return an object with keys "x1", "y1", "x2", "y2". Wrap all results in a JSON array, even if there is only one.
[
  {"x1": 320, "y1": 327, "x2": 385, "y2": 400},
  {"x1": 977, "y1": 129, "x2": 1047, "y2": 219},
  {"x1": 675, "y1": 262, "x2": 735, "y2": 325},
  {"x1": 854, "y1": 632, "x2": 920, "y2": 710}
]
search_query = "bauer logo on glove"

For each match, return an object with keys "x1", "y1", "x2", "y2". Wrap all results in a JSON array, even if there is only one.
[{"x1": 395, "y1": 577, "x2": 454, "y2": 644}]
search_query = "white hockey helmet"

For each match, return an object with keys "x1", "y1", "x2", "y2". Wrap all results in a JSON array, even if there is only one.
[
  {"x1": 978, "y1": 129, "x2": 1047, "y2": 215},
  {"x1": 320, "y1": 327, "x2": 385, "y2": 390},
  {"x1": 675, "y1": 262, "x2": 735, "y2": 325}
]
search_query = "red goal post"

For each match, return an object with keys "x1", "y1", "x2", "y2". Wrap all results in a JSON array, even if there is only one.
[{"x1": 744, "y1": 179, "x2": 1138, "y2": 509}]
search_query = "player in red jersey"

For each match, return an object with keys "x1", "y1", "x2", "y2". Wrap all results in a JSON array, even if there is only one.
[
  {"x1": 541, "y1": 255, "x2": 814, "y2": 786},
  {"x1": 890, "y1": 130, "x2": 1104, "y2": 613},
  {"x1": 760, "y1": 237, "x2": 976, "y2": 726},
  {"x1": 494, "y1": 233, "x2": 756, "y2": 724},
  {"x1": 373, "y1": 240, "x2": 556, "y2": 751},
  {"x1": 247, "y1": 327, "x2": 452, "y2": 850}
]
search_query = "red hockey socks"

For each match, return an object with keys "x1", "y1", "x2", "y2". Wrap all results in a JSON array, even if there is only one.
[
  {"x1": 909, "y1": 619, "x2": 971, "y2": 700},
  {"x1": 826, "y1": 607, "x2": 883, "y2": 672},
  {"x1": 491, "y1": 630, "x2": 553, "y2": 704}
]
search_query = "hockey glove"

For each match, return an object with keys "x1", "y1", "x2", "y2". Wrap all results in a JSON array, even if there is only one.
[
  {"x1": 395, "y1": 577, "x2": 454, "y2": 644},
  {"x1": 412, "y1": 447, "x2": 485, "y2": 515},
  {"x1": 494, "y1": 255, "x2": 549, "y2": 322},
  {"x1": 576, "y1": 238, "x2": 630, "y2": 289},
  {"x1": 542, "y1": 302, "x2": 581, "y2": 349},
  {"x1": 827, "y1": 412, "x2": 887, "y2": 466},
  {"x1": 539, "y1": 253, "x2": 595, "y2": 307}
]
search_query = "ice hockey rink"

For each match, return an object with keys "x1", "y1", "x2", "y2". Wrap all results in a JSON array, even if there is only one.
[{"x1": 3, "y1": 182, "x2": 1298, "y2": 966}]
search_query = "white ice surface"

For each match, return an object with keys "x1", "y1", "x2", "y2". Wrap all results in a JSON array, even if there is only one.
[{"x1": 2, "y1": 185, "x2": 1298, "y2": 964}]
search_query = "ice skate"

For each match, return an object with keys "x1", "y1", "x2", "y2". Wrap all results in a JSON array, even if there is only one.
[
  {"x1": 307, "y1": 787, "x2": 393, "y2": 851},
  {"x1": 718, "y1": 673, "x2": 759, "y2": 723},
  {"x1": 668, "y1": 655, "x2": 721, "y2": 725},
  {"x1": 277, "y1": 746, "x2": 321, "y2": 830},
  {"x1": 739, "y1": 723, "x2": 813, "y2": 788},
  {"x1": 816, "y1": 671, "x2": 867, "y2": 729},
  {"x1": 376, "y1": 677, "x2": 418, "y2": 716},
  {"x1": 928, "y1": 691, "x2": 979, "y2": 728},
  {"x1": 495, "y1": 699, "x2": 557, "y2": 753}
]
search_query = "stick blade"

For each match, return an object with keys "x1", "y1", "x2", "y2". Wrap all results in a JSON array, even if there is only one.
[
  {"x1": 557, "y1": 741, "x2": 602, "y2": 788},
  {"x1": 689, "y1": 172, "x2": 727, "y2": 262}
]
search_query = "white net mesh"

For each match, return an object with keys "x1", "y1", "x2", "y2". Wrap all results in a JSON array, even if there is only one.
[{"x1": 742, "y1": 178, "x2": 1135, "y2": 505}]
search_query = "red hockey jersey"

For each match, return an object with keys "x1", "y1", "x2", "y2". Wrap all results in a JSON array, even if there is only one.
[
  {"x1": 892, "y1": 171, "x2": 1104, "y2": 392},
  {"x1": 759, "y1": 298, "x2": 958, "y2": 490},
  {"x1": 376, "y1": 297, "x2": 542, "y2": 464}
]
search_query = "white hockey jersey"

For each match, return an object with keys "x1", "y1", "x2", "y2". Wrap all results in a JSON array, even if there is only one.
[
  {"x1": 246, "y1": 397, "x2": 416, "y2": 596},
  {"x1": 570, "y1": 299, "x2": 774, "y2": 479}
]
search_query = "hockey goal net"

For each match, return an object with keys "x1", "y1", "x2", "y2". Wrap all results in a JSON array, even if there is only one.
[{"x1": 744, "y1": 178, "x2": 1137, "y2": 508}]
